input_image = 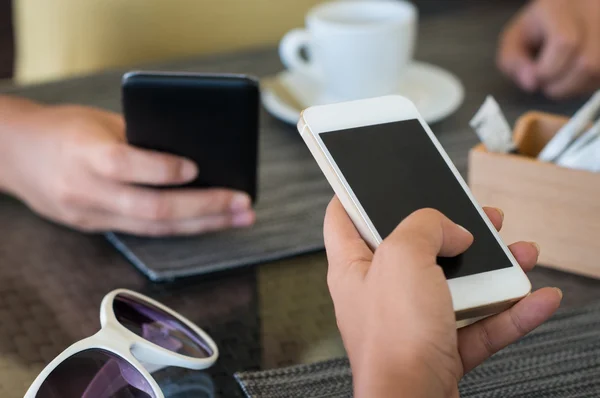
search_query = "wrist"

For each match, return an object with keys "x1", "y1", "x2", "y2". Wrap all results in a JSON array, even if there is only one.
[
  {"x1": 352, "y1": 352, "x2": 425, "y2": 398},
  {"x1": 351, "y1": 339, "x2": 455, "y2": 398},
  {"x1": 0, "y1": 96, "x2": 45, "y2": 194}
]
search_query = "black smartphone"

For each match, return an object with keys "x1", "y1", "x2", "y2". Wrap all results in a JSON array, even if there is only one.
[{"x1": 122, "y1": 71, "x2": 260, "y2": 201}]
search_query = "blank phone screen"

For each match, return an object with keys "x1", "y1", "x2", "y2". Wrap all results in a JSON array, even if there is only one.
[{"x1": 319, "y1": 120, "x2": 512, "y2": 279}]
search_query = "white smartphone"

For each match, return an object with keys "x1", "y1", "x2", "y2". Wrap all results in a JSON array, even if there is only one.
[{"x1": 298, "y1": 95, "x2": 531, "y2": 320}]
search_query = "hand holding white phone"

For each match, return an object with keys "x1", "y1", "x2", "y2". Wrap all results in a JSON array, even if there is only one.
[{"x1": 298, "y1": 95, "x2": 531, "y2": 320}]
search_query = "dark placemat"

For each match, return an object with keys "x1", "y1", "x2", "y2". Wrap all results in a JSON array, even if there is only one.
[
  {"x1": 106, "y1": 121, "x2": 332, "y2": 281},
  {"x1": 235, "y1": 300, "x2": 600, "y2": 398}
]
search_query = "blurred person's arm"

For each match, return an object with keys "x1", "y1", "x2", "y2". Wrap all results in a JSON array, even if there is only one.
[
  {"x1": 497, "y1": 0, "x2": 600, "y2": 99},
  {"x1": 0, "y1": 96, "x2": 255, "y2": 236}
]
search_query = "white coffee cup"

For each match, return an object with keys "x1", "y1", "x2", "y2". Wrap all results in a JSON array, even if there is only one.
[{"x1": 279, "y1": 0, "x2": 418, "y2": 101}]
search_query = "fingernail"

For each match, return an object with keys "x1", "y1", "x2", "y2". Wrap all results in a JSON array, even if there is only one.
[
  {"x1": 181, "y1": 161, "x2": 198, "y2": 180},
  {"x1": 232, "y1": 211, "x2": 255, "y2": 227},
  {"x1": 530, "y1": 241, "x2": 541, "y2": 256},
  {"x1": 495, "y1": 207, "x2": 504, "y2": 222},
  {"x1": 554, "y1": 287, "x2": 563, "y2": 300},
  {"x1": 230, "y1": 193, "x2": 251, "y2": 212}
]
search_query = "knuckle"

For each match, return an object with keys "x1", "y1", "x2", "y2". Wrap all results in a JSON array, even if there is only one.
[
  {"x1": 405, "y1": 208, "x2": 444, "y2": 230},
  {"x1": 477, "y1": 324, "x2": 496, "y2": 357},
  {"x1": 100, "y1": 144, "x2": 128, "y2": 178},
  {"x1": 199, "y1": 190, "x2": 235, "y2": 214},
  {"x1": 213, "y1": 190, "x2": 236, "y2": 208},
  {"x1": 411, "y1": 207, "x2": 442, "y2": 219},
  {"x1": 52, "y1": 179, "x2": 79, "y2": 206},
  {"x1": 153, "y1": 160, "x2": 179, "y2": 183},
  {"x1": 141, "y1": 193, "x2": 172, "y2": 221},
  {"x1": 377, "y1": 227, "x2": 433, "y2": 266},
  {"x1": 508, "y1": 307, "x2": 528, "y2": 336}
]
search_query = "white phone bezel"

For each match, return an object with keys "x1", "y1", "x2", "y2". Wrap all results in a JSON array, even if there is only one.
[{"x1": 299, "y1": 95, "x2": 531, "y2": 314}]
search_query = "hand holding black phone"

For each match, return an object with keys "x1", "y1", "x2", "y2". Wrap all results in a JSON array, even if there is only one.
[{"x1": 121, "y1": 71, "x2": 260, "y2": 202}]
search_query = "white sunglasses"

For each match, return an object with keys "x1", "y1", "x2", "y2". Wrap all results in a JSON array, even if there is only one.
[{"x1": 25, "y1": 289, "x2": 219, "y2": 398}]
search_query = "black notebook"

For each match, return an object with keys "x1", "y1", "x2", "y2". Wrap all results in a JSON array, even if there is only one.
[{"x1": 106, "y1": 123, "x2": 332, "y2": 281}]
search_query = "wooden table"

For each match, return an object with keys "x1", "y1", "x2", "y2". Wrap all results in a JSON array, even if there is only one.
[{"x1": 1, "y1": 1, "x2": 600, "y2": 397}]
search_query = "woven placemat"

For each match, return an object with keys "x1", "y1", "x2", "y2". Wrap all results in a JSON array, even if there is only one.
[
  {"x1": 235, "y1": 301, "x2": 600, "y2": 398},
  {"x1": 106, "y1": 123, "x2": 332, "y2": 281}
]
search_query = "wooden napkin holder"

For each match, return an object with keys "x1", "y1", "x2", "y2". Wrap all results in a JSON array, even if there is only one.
[{"x1": 469, "y1": 111, "x2": 600, "y2": 278}]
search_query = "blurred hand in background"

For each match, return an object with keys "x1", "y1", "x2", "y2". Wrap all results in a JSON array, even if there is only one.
[{"x1": 497, "y1": 0, "x2": 600, "y2": 100}]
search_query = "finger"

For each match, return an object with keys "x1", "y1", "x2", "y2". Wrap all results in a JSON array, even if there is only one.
[
  {"x1": 93, "y1": 183, "x2": 252, "y2": 221},
  {"x1": 534, "y1": 6, "x2": 582, "y2": 84},
  {"x1": 542, "y1": 63, "x2": 598, "y2": 99},
  {"x1": 88, "y1": 142, "x2": 199, "y2": 185},
  {"x1": 483, "y1": 207, "x2": 504, "y2": 231},
  {"x1": 481, "y1": 208, "x2": 539, "y2": 272},
  {"x1": 381, "y1": 208, "x2": 473, "y2": 266},
  {"x1": 542, "y1": 40, "x2": 600, "y2": 99},
  {"x1": 497, "y1": 11, "x2": 539, "y2": 92},
  {"x1": 323, "y1": 196, "x2": 373, "y2": 280},
  {"x1": 458, "y1": 287, "x2": 562, "y2": 373},
  {"x1": 91, "y1": 210, "x2": 256, "y2": 236},
  {"x1": 540, "y1": 0, "x2": 600, "y2": 99},
  {"x1": 508, "y1": 241, "x2": 540, "y2": 273}
]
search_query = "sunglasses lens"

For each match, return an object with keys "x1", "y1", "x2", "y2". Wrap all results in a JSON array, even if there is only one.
[
  {"x1": 113, "y1": 293, "x2": 213, "y2": 358},
  {"x1": 36, "y1": 349, "x2": 155, "y2": 398}
]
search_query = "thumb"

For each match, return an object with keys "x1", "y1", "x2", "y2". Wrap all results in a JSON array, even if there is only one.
[{"x1": 379, "y1": 208, "x2": 473, "y2": 269}]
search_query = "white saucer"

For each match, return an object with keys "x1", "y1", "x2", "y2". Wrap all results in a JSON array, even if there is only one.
[{"x1": 261, "y1": 61, "x2": 465, "y2": 125}]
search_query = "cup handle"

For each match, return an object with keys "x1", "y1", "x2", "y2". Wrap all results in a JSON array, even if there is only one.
[{"x1": 279, "y1": 28, "x2": 316, "y2": 76}]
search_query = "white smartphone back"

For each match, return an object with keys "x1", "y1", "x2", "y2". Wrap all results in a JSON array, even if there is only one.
[{"x1": 298, "y1": 95, "x2": 531, "y2": 319}]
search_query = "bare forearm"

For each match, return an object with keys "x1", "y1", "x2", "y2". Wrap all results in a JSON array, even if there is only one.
[
  {"x1": 355, "y1": 364, "x2": 432, "y2": 398},
  {"x1": 0, "y1": 95, "x2": 44, "y2": 194},
  {"x1": 352, "y1": 345, "x2": 457, "y2": 398}
]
